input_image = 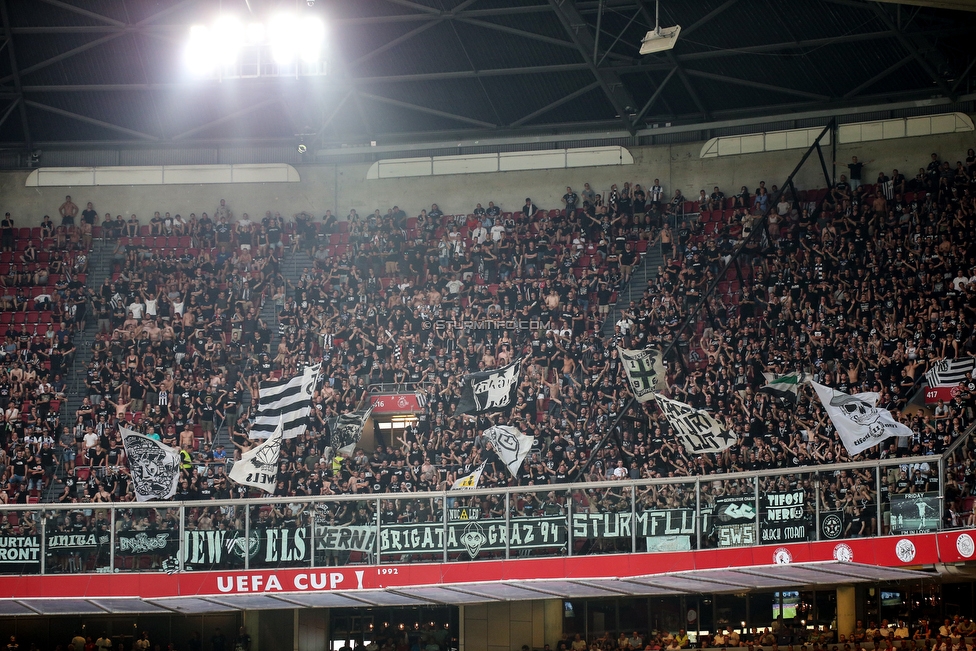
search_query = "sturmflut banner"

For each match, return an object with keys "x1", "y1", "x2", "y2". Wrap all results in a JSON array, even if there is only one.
[
  {"x1": 571, "y1": 510, "x2": 698, "y2": 538},
  {"x1": 760, "y1": 490, "x2": 810, "y2": 543}
]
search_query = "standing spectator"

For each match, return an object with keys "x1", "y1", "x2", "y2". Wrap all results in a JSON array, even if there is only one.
[
  {"x1": 563, "y1": 187, "x2": 579, "y2": 215},
  {"x1": 59, "y1": 195, "x2": 79, "y2": 228}
]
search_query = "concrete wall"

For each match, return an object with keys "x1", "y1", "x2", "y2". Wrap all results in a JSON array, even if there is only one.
[
  {"x1": 1, "y1": 129, "x2": 973, "y2": 227},
  {"x1": 461, "y1": 600, "x2": 563, "y2": 651}
]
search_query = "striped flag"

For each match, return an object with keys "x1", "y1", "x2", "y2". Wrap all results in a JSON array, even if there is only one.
[
  {"x1": 759, "y1": 371, "x2": 813, "y2": 404},
  {"x1": 249, "y1": 363, "x2": 320, "y2": 440},
  {"x1": 926, "y1": 357, "x2": 976, "y2": 388}
]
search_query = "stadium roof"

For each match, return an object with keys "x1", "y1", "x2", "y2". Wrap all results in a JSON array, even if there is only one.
[{"x1": 0, "y1": 0, "x2": 974, "y2": 152}]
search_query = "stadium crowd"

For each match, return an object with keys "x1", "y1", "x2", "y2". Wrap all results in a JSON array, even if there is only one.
[{"x1": 1, "y1": 148, "x2": 975, "y2": 558}]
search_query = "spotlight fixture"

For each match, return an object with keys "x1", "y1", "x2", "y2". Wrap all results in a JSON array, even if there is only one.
[
  {"x1": 639, "y1": 0, "x2": 680, "y2": 55},
  {"x1": 184, "y1": 13, "x2": 326, "y2": 74},
  {"x1": 298, "y1": 144, "x2": 307, "y2": 154}
]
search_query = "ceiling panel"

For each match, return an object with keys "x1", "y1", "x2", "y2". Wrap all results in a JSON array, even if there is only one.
[
  {"x1": 145, "y1": 598, "x2": 237, "y2": 614},
  {"x1": 23, "y1": 599, "x2": 109, "y2": 615},
  {"x1": 87, "y1": 599, "x2": 172, "y2": 614}
]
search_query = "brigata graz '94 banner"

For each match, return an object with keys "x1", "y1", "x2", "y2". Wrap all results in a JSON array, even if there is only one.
[{"x1": 381, "y1": 517, "x2": 565, "y2": 559}]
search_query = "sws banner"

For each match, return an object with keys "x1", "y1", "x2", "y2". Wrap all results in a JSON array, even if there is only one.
[
  {"x1": 380, "y1": 517, "x2": 565, "y2": 559},
  {"x1": 891, "y1": 493, "x2": 940, "y2": 534},
  {"x1": 572, "y1": 510, "x2": 699, "y2": 539},
  {"x1": 712, "y1": 495, "x2": 758, "y2": 548},
  {"x1": 761, "y1": 490, "x2": 810, "y2": 543}
]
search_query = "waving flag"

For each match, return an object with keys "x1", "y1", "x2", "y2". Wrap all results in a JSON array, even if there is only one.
[
  {"x1": 812, "y1": 382, "x2": 913, "y2": 455},
  {"x1": 451, "y1": 462, "x2": 486, "y2": 490},
  {"x1": 250, "y1": 363, "x2": 320, "y2": 439},
  {"x1": 120, "y1": 426, "x2": 181, "y2": 502},
  {"x1": 329, "y1": 407, "x2": 374, "y2": 458},
  {"x1": 618, "y1": 347, "x2": 666, "y2": 402},
  {"x1": 455, "y1": 359, "x2": 522, "y2": 415},
  {"x1": 759, "y1": 371, "x2": 813, "y2": 404},
  {"x1": 482, "y1": 425, "x2": 533, "y2": 477},
  {"x1": 654, "y1": 393, "x2": 736, "y2": 454},
  {"x1": 229, "y1": 420, "x2": 283, "y2": 493}
]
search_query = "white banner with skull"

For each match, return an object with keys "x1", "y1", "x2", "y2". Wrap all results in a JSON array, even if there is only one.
[{"x1": 812, "y1": 382, "x2": 913, "y2": 455}]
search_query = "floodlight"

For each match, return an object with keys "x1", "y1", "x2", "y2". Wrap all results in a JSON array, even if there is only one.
[
  {"x1": 245, "y1": 22, "x2": 265, "y2": 45},
  {"x1": 298, "y1": 17, "x2": 326, "y2": 63},
  {"x1": 212, "y1": 16, "x2": 243, "y2": 66},
  {"x1": 185, "y1": 25, "x2": 215, "y2": 75},
  {"x1": 639, "y1": 0, "x2": 680, "y2": 55},
  {"x1": 269, "y1": 13, "x2": 299, "y2": 64}
]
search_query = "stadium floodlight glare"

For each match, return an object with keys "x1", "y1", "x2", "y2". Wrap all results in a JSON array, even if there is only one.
[
  {"x1": 639, "y1": 0, "x2": 680, "y2": 55},
  {"x1": 212, "y1": 16, "x2": 243, "y2": 65},
  {"x1": 184, "y1": 13, "x2": 326, "y2": 73},
  {"x1": 245, "y1": 21, "x2": 266, "y2": 46},
  {"x1": 269, "y1": 13, "x2": 299, "y2": 64},
  {"x1": 298, "y1": 17, "x2": 326, "y2": 63},
  {"x1": 185, "y1": 25, "x2": 216, "y2": 75}
]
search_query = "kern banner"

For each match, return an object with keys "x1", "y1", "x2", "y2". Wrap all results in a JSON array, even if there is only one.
[
  {"x1": 0, "y1": 535, "x2": 41, "y2": 564},
  {"x1": 572, "y1": 510, "x2": 698, "y2": 539},
  {"x1": 761, "y1": 490, "x2": 810, "y2": 543},
  {"x1": 891, "y1": 493, "x2": 940, "y2": 534},
  {"x1": 381, "y1": 517, "x2": 565, "y2": 559}
]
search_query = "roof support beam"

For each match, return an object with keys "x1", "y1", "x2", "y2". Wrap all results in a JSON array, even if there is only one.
[
  {"x1": 24, "y1": 100, "x2": 157, "y2": 141},
  {"x1": 36, "y1": 0, "x2": 125, "y2": 27},
  {"x1": 0, "y1": 0, "x2": 31, "y2": 151},
  {"x1": 0, "y1": 97, "x2": 20, "y2": 131},
  {"x1": 317, "y1": 91, "x2": 354, "y2": 138},
  {"x1": 170, "y1": 97, "x2": 280, "y2": 140},
  {"x1": 510, "y1": 80, "x2": 601, "y2": 127},
  {"x1": 681, "y1": 0, "x2": 739, "y2": 39},
  {"x1": 0, "y1": 31, "x2": 127, "y2": 85},
  {"x1": 349, "y1": 20, "x2": 444, "y2": 68},
  {"x1": 843, "y1": 53, "x2": 915, "y2": 99},
  {"x1": 357, "y1": 91, "x2": 497, "y2": 129},
  {"x1": 548, "y1": 0, "x2": 639, "y2": 135},
  {"x1": 454, "y1": 17, "x2": 577, "y2": 50},
  {"x1": 870, "y1": 3, "x2": 956, "y2": 100},
  {"x1": 684, "y1": 70, "x2": 830, "y2": 101},
  {"x1": 633, "y1": 66, "x2": 677, "y2": 123}
]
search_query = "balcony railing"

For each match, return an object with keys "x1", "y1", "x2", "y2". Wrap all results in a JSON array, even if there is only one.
[{"x1": 0, "y1": 452, "x2": 956, "y2": 576}]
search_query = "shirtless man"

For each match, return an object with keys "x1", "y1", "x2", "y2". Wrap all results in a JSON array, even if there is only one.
[{"x1": 59, "y1": 196, "x2": 79, "y2": 228}]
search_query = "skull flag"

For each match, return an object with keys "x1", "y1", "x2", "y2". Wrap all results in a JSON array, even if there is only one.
[
  {"x1": 812, "y1": 382, "x2": 913, "y2": 455},
  {"x1": 119, "y1": 426, "x2": 181, "y2": 502},
  {"x1": 455, "y1": 358, "x2": 522, "y2": 415}
]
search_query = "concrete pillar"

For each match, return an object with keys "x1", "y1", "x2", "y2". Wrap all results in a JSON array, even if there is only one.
[
  {"x1": 837, "y1": 586, "x2": 856, "y2": 637},
  {"x1": 244, "y1": 609, "x2": 297, "y2": 651}
]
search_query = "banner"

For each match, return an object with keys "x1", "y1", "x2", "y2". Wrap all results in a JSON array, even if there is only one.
[
  {"x1": 329, "y1": 408, "x2": 374, "y2": 458},
  {"x1": 120, "y1": 426, "x2": 181, "y2": 502},
  {"x1": 314, "y1": 525, "x2": 376, "y2": 553},
  {"x1": 181, "y1": 528, "x2": 311, "y2": 569},
  {"x1": 229, "y1": 420, "x2": 282, "y2": 492},
  {"x1": 713, "y1": 495, "x2": 758, "y2": 548},
  {"x1": 380, "y1": 517, "x2": 565, "y2": 559},
  {"x1": 891, "y1": 493, "x2": 940, "y2": 534},
  {"x1": 820, "y1": 511, "x2": 845, "y2": 540},
  {"x1": 618, "y1": 347, "x2": 666, "y2": 402},
  {"x1": 452, "y1": 462, "x2": 486, "y2": 489},
  {"x1": 761, "y1": 490, "x2": 810, "y2": 543},
  {"x1": 0, "y1": 535, "x2": 40, "y2": 565},
  {"x1": 654, "y1": 393, "x2": 736, "y2": 454},
  {"x1": 572, "y1": 510, "x2": 699, "y2": 539},
  {"x1": 455, "y1": 359, "x2": 522, "y2": 415},
  {"x1": 46, "y1": 532, "x2": 106, "y2": 551},
  {"x1": 812, "y1": 382, "x2": 913, "y2": 455},
  {"x1": 482, "y1": 425, "x2": 533, "y2": 477},
  {"x1": 645, "y1": 535, "x2": 691, "y2": 552},
  {"x1": 116, "y1": 531, "x2": 178, "y2": 556}
]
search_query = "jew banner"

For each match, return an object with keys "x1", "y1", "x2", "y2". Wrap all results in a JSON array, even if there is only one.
[
  {"x1": 455, "y1": 358, "x2": 522, "y2": 415},
  {"x1": 618, "y1": 347, "x2": 667, "y2": 402},
  {"x1": 890, "y1": 493, "x2": 940, "y2": 534},
  {"x1": 654, "y1": 393, "x2": 736, "y2": 454},
  {"x1": 760, "y1": 489, "x2": 810, "y2": 543}
]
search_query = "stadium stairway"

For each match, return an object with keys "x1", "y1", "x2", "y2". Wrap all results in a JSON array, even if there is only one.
[
  {"x1": 46, "y1": 240, "x2": 114, "y2": 499},
  {"x1": 600, "y1": 240, "x2": 664, "y2": 338}
]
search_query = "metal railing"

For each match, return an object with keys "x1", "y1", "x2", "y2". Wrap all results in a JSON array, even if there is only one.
[{"x1": 1, "y1": 451, "x2": 957, "y2": 576}]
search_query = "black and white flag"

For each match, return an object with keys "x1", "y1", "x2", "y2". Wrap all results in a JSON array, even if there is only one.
[
  {"x1": 229, "y1": 420, "x2": 282, "y2": 493},
  {"x1": 250, "y1": 363, "x2": 320, "y2": 439},
  {"x1": 759, "y1": 371, "x2": 813, "y2": 404},
  {"x1": 120, "y1": 425, "x2": 181, "y2": 502},
  {"x1": 618, "y1": 347, "x2": 666, "y2": 402},
  {"x1": 329, "y1": 407, "x2": 373, "y2": 457},
  {"x1": 654, "y1": 393, "x2": 736, "y2": 454},
  {"x1": 455, "y1": 358, "x2": 522, "y2": 415},
  {"x1": 812, "y1": 382, "x2": 912, "y2": 455},
  {"x1": 482, "y1": 425, "x2": 533, "y2": 477},
  {"x1": 926, "y1": 357, "x2": 975, "y2": 388}
]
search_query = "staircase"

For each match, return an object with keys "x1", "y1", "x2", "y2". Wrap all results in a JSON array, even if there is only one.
[
  {"x1": 46, "y1": 240, "x2": 114, "y2": 500},
  {"x1": 600, "y1": 242, "x2": 665, "y2": 337}
]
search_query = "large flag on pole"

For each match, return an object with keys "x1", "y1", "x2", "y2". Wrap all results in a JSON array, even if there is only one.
[
  {"x1": 451, "y1": 462, "x2": 486, "y2": 490},
  {"x1": 653, "y1": 393, "x2": 736, "y2": 454},
  {"x1": 329, "y1": 407, "x2": 374, "y2": 457},
  {"x1": 482, "y1": 425, "x2": 533, "y2": 477},
  {"x1": 250, "y1": 363, "x2": 320, "y2": 439},
  {"x1": 119, "y1": 425, "x2": 181, "y2": 502},
  {"x1": 759, "y1": 371, "x2": 813, "y2": 404},
  {"x1": 229, "y1": 419, "x2": 283, "y2": 493},
  {"x1": 618, "y1": 347, "x2": 667, "y2": 402},
  {"x1": 455, "y1": 358, "x2": 522, "y2": 415},
  {"x1": 811, "y1": 382, "x2": 913, "y2": 455}
]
